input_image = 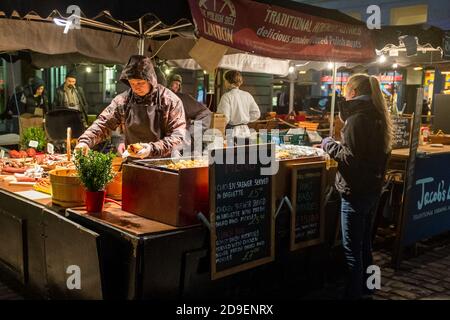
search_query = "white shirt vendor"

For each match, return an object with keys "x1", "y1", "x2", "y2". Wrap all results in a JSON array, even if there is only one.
[{"x1": 217, "y1": 71, "x2": 261, "y2": 139}]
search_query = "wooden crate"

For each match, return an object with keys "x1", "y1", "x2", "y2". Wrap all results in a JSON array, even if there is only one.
[
  {"x1": 298, "y1": 121, "x2": 319, "y2": 131},
  {"x1": 210, "y1": 113, "x2": 227, "y2": 136},
  {"x1": 429, "y1": 131, "x2": 450, "y2": 145}
]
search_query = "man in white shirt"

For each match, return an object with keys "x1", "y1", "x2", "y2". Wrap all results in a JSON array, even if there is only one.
[{"x1": 217, "y1": 70, "x2": 261, "y2": 142}]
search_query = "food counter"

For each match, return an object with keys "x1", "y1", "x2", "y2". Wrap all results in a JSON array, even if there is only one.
[{"x1": 0, "y1": 145, "x2": 337, "y2": 300}]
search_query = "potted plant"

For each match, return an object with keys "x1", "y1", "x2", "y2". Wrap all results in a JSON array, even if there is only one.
[
  {"x1": 74, "y1": 149, "x2": 116, "y2": 213},
  {"x1": 21, "y1": 126, "x2": 46, "y2": 153}
]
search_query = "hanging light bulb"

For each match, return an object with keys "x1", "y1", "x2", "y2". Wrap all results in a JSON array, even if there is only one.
[
  {"x1": 86, "y1": 67, "x2": 92, "y2": 73},
  {"x1": 327, "y1": 62, "x2": 334, "y2": 70},
  {"x1": 288, "y1": 66, "x2": 295, "y2": 74},
  {"x1": 393, "y1": 63, "x2": 398, "y2": 69},
  {"x1": 378, "y1": 55, "x2": 387, "y2": 64}
]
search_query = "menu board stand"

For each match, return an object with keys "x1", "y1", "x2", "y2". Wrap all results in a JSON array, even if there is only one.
[
  {"x1": 289, "y1": 161, "x2": 327, "y2": 251},
  {"x1": 392, "y1": 89, "x2": 423, "y2": 268},
  {"x1": 209, "y1": 144, "x2": 276, "y2": 280},
  {"x1": 391, "y1": 114, "x2": 413, "y2": 150}
]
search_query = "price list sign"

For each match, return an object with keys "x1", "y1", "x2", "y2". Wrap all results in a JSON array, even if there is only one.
[
  {"x1": 210, "y1": 144, "x2": 275, "y2": 280},
  {"x1": 290, "y1": 162, "x2": 326, "y2": 251},
  {"x1": 391, "y1": 115, "x2": 413, "y2": 149}
]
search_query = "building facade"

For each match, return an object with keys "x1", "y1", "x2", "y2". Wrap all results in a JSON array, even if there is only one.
[{"x1": 295, "y1": 0, "x2": 449, "y2": 30}]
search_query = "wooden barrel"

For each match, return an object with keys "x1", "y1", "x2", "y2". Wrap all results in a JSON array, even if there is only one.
[
  {"x1": 49, "y1": 168, "x2": 86, "y2": 207},
  {"x1": 106, "y1": 171, "x2": 122, "y2": 200},
  {"x1": 106, "y1": 157, "x2": 123, "y2": 200}
]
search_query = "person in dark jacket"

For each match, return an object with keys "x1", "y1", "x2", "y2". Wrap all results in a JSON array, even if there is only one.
[
  {"x1": 76, "y1": 55, "x2": 186, "y2": 159},
  {"x1": 53, "y1": 70, "x2": 89, "y2": 125},
  {"x1": 321, "y1": 74, "x2": 392, "y2": 300},
  {"x1": 3, "y1": 77, "x2": 48, "y2": 117},
  {"x1": 168, "y1": 74, "x2": 212, "y2": 155},
  {"x1": 168, "y1": 74, "x2": 212, "y2": 132}
]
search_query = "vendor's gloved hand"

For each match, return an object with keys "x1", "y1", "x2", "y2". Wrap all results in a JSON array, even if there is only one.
[
  {"x1": 136, "y1": 143, "x2": 153, "y2": 159},
  {"x1": 321, "y1": 137, "x2": 334, "y2": 149},
  {"x1": 74, "y1": 142, "x2": 90, "y2": 155},
  {"x1": 117, "y1": 143, "x2": 126, "y2": 155}
]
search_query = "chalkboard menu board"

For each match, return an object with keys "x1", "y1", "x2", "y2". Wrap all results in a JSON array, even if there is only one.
[
  {"x1": 393, "y1": 89, "x2": 424, "y2": 267},
  {"x1": 209, "y1": 144, "x2": 275, "y2": 280},
  {"x1": 290, "y1": 162, "x2": 326, "y2": 251},
  {"x1": 391, "y1": 115, "x2": 413, "y2": 149}
]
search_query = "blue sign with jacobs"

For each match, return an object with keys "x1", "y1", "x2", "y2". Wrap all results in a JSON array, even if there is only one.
[{"x1": 403, "y1": 152, "x2": 450, "y2": 245}]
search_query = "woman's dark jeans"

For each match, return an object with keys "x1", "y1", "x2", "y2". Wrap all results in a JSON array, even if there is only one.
[{"x1": 340, "y1": 193, "x2": 380, "y2": 299}]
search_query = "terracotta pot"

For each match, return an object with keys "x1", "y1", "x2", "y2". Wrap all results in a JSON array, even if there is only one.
[{"x1": 85, "y1": 190, "x2": 106, "y2": 213}]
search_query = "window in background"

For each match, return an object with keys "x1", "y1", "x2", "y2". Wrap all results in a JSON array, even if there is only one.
[
  {"x1": 49, "y1": 65, "x2": 66, "y2": 104},
  {"x1": 103, "y1": 65, "x2": 117, "y2": 103}
]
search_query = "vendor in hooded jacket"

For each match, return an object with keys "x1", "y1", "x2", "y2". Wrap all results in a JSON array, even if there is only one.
[{"x1": 75, "y1": 55, "x2": 187, "y2": 158}]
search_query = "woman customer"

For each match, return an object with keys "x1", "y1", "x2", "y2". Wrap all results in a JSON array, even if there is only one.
[{"x1": 321, "y1": 74, "x2": 393, "y2": 299}]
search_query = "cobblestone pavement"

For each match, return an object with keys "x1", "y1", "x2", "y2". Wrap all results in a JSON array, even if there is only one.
[
  {"x1": 301, "y1": 231, "x2": 450, "y2": 300},
  {"x1": 372, "y1": 243, "x2": 450, "y2": 300},
  {"x1": 2, "y1": 233, "x2": 450, "y2": 300}
]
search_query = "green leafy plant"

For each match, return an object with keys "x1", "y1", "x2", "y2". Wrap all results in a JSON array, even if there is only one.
[
  {"x1": 21, "y1": 127, "x2": 46, "y2": 151},
  {"x1": 74, "y1": 150, "x2": 116, "y2": 192}
]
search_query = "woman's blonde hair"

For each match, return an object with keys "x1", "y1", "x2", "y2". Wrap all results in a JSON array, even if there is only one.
[{"x1": 346, "y1": 73, "x2": 393, "y2": 153}]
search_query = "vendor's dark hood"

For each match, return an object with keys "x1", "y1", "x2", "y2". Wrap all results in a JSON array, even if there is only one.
[{"x1": 119, "y1": 55, "x2": 158, "y2": 90}]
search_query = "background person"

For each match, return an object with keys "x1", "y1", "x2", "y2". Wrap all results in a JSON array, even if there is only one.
[
  {"x1": 216, "y1": 70, "x2": 260, "y2": 143},
  {"x1": 53, "y1": 70, "x2": 89, "y2": 126},
  {"x1": 3, "y1": 77, "x2": 48, "y2": 117},
  {"x1": 1, "y1": 78, "x2": 48, "y2": 133},
  {"x1": 168, "y1": 74, "x2": 212, "y2": 132}
]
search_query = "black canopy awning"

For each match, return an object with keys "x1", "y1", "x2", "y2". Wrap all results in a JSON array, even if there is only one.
[
  {"x1": 0, "y1": 0, "x2": 191, "y2": 25},
  {"x1": 1, "y1": 0, "x2": 363, "y2": 25}
]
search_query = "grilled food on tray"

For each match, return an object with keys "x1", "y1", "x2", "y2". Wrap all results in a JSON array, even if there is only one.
[
  {"x1": 33, "y1": 177, "x2": 52, "y2": 194},
  {"x1": 166, "y1": 159, "x2": 208, "y2": 170},
  {"x1": 1, "y1": 159, "x2": 29, "y2": 173},
  {"x1": 275, "y1": 145, "x2": 325, "y2": 160},
  {"x1": 127, "y1": 143, "x2": 144, "y2": 155}
]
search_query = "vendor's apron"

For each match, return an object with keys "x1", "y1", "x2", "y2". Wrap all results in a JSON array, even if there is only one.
[
  {"x1": 120, "y1": 90, "x2": 165, "y2": 146},
  {"x1": 225, "y1": 123, "x2": 251, "y2": 146}
]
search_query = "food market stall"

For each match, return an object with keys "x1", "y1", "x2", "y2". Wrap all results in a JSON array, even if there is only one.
[{"x1": 0, "y1": 0, "x2": 375, "y2": 300}]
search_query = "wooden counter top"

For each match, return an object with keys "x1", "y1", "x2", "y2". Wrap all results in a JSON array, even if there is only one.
[
  {"x1": 0, "y1": 179, "x2": 52, "y2": 206},
  {"x1": 68, "y1": 204, "x2": 179, "y2": 236},
  {"x1": 0, "y1": 176, "x2": 180, "y2": 236},
  {"x1": 391, "y1": 144, "x2": 450, "y2": 160}
]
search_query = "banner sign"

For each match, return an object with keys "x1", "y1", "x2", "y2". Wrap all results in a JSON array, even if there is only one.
[
  {"x1": 188, "y1": 0, "x2": 376, "y2": 62},
  {"x1": 403, "y1": 153, "x2": 450, "y2": 245}
]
